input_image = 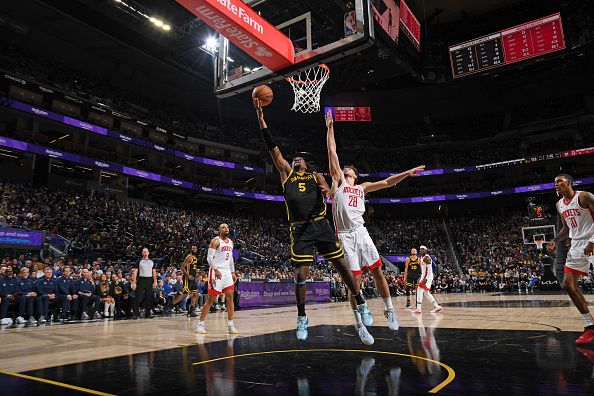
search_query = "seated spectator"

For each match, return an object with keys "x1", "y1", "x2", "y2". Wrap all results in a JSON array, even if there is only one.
[
  {"x1": 96, "y1": 274, "x2": 115, "y2": 318},
  {"x1": 36, "y1": 267, "x2": 58, "y2": 323},
  {"x1": 57, "y1": 265, "x2": 78, "y2": 321},
  {"x1": 1, "y1": 268, "x2": 18, "y2": 326},
  {"x1": 78, "y1": 269, "x2": 100, "y2": 320},
  {"x1": 162, "y1": 274, "x2": 175, "y2": 315},
  {"x1": 15, "y1": 267, "x2": 37, "y2": 324}
]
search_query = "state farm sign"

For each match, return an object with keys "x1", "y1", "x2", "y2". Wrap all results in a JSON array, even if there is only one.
[{"x1": 176, "y1": 0, "x2": 294, "y2": 71}]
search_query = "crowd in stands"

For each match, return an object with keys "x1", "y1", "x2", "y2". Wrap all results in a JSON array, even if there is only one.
[{"x1": 2, "y1": 172, "x2": 594, "y2": 325}]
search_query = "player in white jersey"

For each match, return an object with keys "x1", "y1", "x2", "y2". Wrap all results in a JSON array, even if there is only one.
[
  {"x1": 196, "y1": 223, "x2": 238, "y2": 334},
  {"x1": 547, "y1": 174, "x2": 594, "y2": 344},
  {"x1": 326, "y1": 111, "x2": 424, "y2": 333},
  {"x1": 412, "y1": 246, "x2": 442, "y2": 314}
]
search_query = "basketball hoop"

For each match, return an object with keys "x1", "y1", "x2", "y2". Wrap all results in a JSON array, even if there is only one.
[
  {"x1": 286, "y1": 64, "x2": 330, "y2": 113},
  {"x1": 533, "y1": 234, "x2": 545, "y2": 251}
]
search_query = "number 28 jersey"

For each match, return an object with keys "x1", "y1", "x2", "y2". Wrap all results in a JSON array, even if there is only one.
[{"x1": 332, "y1": 179, "x2": 365, "y2": 232}]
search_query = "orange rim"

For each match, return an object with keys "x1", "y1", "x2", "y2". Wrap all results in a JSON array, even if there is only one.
[{"x1": 286, "y1": 64, "x2": 330, "y2": 85}]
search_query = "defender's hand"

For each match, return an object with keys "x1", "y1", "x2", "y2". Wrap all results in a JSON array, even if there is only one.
[
  {"x1": 408, "y1": 165, "x2": 425, "y2": 177},
  {"x1": 325, "y1": 111, "x2": 333, "y2": 128}
]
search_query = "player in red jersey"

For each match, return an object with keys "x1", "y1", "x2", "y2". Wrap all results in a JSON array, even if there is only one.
[{"x1": 547, "y1": 174, "x2": 594, "y2": 344}]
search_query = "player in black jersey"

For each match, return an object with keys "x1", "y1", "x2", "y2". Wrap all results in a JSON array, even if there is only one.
[
  {"x1": 404, "y1": 248, "x2": 422, "y2": 309},
  {"x1": 255, "y1": 98, "x2": 373, "y2": 344},
  {"x1": 172, "y1": 245, "x2": 200, "y2": 317}
]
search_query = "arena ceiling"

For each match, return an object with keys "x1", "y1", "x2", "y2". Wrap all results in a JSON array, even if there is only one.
[{"x1": 0, "y1": 0, "x2": 583, "y2": 101}]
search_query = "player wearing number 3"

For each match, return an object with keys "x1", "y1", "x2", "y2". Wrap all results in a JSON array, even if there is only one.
[
  {"x1": 196, "y1": 223, "x2": 238, "y2": 335},
  {"x1": 548, "y1": 174, "x2": 594, "y2": 344},
  {"x1": 326, "y1": 111, "x2": 425, "y2": 332}
]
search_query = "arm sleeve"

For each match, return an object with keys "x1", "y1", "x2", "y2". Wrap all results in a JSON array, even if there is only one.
[
  {"x1": 260, "y1": 127, "x2": 277, "y2": 151},
  {"x1": 207, "y1": 248, "x2": 218, "y2": 269}
]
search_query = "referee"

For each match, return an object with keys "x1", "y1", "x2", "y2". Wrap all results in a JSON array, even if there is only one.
[{"x1": 132, "y1": 247, "x2": 156, "y2": 319}]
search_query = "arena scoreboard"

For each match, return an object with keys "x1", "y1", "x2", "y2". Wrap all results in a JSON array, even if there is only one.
[
  {"x1": 449, "y1": 13, "x2": 565, "y2": 78},
  {"x1": 324, "y1": 106, "x2": 371, "y2": 122}
]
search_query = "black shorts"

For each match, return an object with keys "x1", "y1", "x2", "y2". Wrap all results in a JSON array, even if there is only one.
[
  {"x1": 183, "y1": 276, "x2": 198, "y2": 294},
  {"x1": 406, "y1": 277, "x2": 419, "y2": 288},
  {"x1": 290, "y1": 218, "x2": 344, "y2": 266}
]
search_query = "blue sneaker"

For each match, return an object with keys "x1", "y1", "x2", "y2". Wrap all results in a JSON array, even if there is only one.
[
  {"x1": 296, "y1": 316, "x2": 308, "y2": 340},
  {"x1": 357, "y1": 304, "x2": 373, "y2": 327}
]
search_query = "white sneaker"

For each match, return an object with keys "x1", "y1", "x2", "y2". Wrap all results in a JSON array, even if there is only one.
[
  {"x1": 355, "y1": 324, "x2": 374, "y2": 345},
  {"x1": 28, "y1": 316, "x2": 37, "y2": 325},
  {"x1": 226, "y1": 323, "x2": 238, "y2": 334},
  {"x1": 195, "y1": 322, "x2": 206, "y2": 334},
  {"x1": 82, "y1": 312, "x2": 90, "y2": 320},
  {"x1": 384, "y1": 310, "x2": 399, "y2": 331},
  {"x1": 0, "y1": 318, "x2": 13, "y2": 326},
  {"x1": 16, "y1": 316, "x2": 27, "y2": 325},
  {"x1": 412, "y1": 308, "x2": 422, "y2": 314},
  {"x1": 430, "y1": 305, "x2": 443, "y2": 313},
  {"x1": 93, "y1": 312, "x2": 102, "y2": 319},
  {"x1": 39, "y1": 316, "x2": 47, "y2": 324}
]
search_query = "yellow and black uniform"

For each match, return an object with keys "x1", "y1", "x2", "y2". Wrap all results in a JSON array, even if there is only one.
[
  {"x1": 283, "y1": 169, "x2": 344, "y2": 266},
  {"x1": 406, "y1": 256, "x2": 421, "y2": 287},
  {"x1": 183, "y1": 253, "x2": 199, "y2": 294}
]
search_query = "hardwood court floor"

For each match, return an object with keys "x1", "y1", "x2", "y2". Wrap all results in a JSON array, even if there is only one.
[{"x1": 1, "y1": 292, "x2": 593, "y2": 395}]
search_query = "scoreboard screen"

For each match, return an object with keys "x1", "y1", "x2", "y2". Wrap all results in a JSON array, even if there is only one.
[
  {"x1": 324, "y1": 107, "x2": 371, "y2": 122},
  {"x1": 449, "y1": 13, "x2": 565, "y2": 78}
]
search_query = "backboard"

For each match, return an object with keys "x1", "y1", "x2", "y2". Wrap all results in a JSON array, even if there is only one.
[
  {"x1": 522, "y1": 225, "x2": 556, "y2": 245},
  {"x1": 210, "y1": 0, "x2": 375, "y2": 97}
]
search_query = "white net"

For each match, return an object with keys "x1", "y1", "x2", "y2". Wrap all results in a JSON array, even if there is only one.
[{"x1": 286, "y1": 64, "x2": 330, "y2": 113}]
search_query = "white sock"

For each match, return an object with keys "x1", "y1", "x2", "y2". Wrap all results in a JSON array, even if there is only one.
[
  {"x1": 353, "y1": 310, "x2": 363, "y2": 326},
  {"x1": 199, "y1": 320, "x2": 205, "y2": 326},
  {"x1": 383, "y1": 298, "x2": 394, "y2": 311},
  {"x1": 426, "y1": 292, "x2": 437, "y2": 305},
  {"x1": 583, "y1": 313, "x2": 594, "y2": 327},
  {"x1": 416, "y1": 288, "x2": 424, "y2": 308},
  {"x1": 227, "y1": 320, "x2": 234, "y2": 326}
]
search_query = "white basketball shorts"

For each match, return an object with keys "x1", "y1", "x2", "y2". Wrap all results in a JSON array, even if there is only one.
[
  {"x1": 338, "y1": 226, "x2": 381, "y2": 275},
  {"x1": 208, "y1": 268, "x2": 234, "y2": 295},
  {"x1": 565, "y1": 239, "x2": 594, "y2": 276}
]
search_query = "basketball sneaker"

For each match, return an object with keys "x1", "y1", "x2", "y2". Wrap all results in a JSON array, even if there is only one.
[
  {"x1": 384, "y1": 309, "x2": 399, "y2": 331},
  {"x1": 0, "y1": 318, "x2": 13, "y2": 326},
  {"x1": 16, "y1": 316, "x2": 27, "y2": 325},
  {"x1": 296, "y1": 316, "x2": 308, "y2": 341},
  {"x1": 405, "y1": 303, "x2": 412, "y2": 310},
  {"x1": 226, "y1": 323, "x2": 238, "y2": 334},
  {"x1": 195, "y1": 321, "x2": 206, "y2": 334},
  {"x1": 430, "y1": 305, "x2": 443, "y2": 313},
  {"x1": 355, "y1": 324, "x2": 374, "y2": 345},
  {"x1": 357, "y1": 303, "x2": 374, "y2": 327},
  {"x1": 412, "y1": 308, "x2": 422, "y2": 314},
  {"x1": 575, "y1": 326, "x2": 594, "y2": 345}
]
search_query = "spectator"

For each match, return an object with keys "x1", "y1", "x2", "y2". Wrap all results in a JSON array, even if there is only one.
[
  {"x1": 96, "y1": 274, "x2": 115, "y2": 318},
  {"x1": 15, "y1": 267, "x2": 37, "y2": 325},
  {"x1": 0, "y1": 268, "x2": 18, "y2": 326},
  {"x1": 35, "y1": 267, "x2": 58, "y2": 323}
]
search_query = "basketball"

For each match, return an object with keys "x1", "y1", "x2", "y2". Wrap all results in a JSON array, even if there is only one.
[{"x1": 252, "y1": 85, "x2": 273, "y2": 106}]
